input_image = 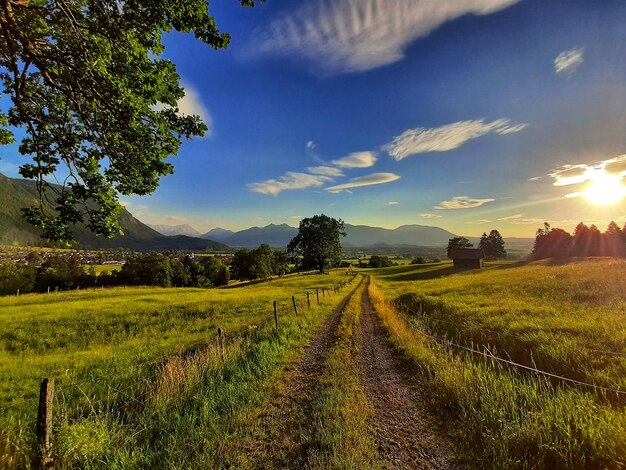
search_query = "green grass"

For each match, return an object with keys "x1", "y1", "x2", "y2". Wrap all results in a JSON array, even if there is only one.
[
  {"x1": 0, "y1": 271, "x2": 356, "y2": 468},
  {"x1": 372, "y1": 259, "x2": 626, "y2": 390},
  {"x1": 369, "y1": 260, "x2": 626, "y2": 469}
]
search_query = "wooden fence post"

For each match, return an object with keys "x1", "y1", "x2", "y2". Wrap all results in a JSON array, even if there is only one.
[
  {"x1": 306, "y1": 292, "x2": 310, "y2": 308},
  {"x1": 322, "y1": 288, "x2": 325, "y2": 299},
  {"x1": 274, "y1": 301, "x2": 279, "y2": 330},
  {"x1": 316, "y1": 289, "x2": 320, "y2": 305},
  {"x1": 217, "y1": 328, "x2": 225, "y2": 362},
  {"x1": 292, "y1": 296, "x2": 298, "y2": 316},
  {"x1": 37, "y1": 378, "x2": 54, "y2": 466}
]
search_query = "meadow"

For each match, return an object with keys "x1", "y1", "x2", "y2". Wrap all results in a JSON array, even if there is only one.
[
  {"x1": 369, "y1": 259, "x2": 626, "y2": 468},
  {"x1": 0, "y1": 271, "x2": 356, "y2": 468}
]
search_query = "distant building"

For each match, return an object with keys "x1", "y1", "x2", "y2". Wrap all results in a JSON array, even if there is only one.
[{"x1": 450, "y1": 248, "x2": 484, "y2": 269}]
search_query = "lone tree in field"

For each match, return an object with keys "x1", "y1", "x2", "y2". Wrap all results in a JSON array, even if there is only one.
[
  {"x1": 479, "y1": 229, "x2": 507, "y2": 260},
  {"x1": 446, "y1": 236, "x2": 472, "y2": 259},
  {"x1": 0, "y1": 0, "x2": 260, "y2": 242},
  {"x1": 288, "y1": 214, "x2": 346, "y2": 273}
]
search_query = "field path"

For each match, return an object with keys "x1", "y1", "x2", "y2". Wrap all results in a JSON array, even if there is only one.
[
  {"x1": 221, "y1": 276, "x2": 365, "y2": 468},
  {"x1": 359, "y1": 276, "x2": 459, "y2": 469}
]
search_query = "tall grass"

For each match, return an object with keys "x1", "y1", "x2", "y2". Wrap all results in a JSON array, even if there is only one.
[
  {"x1": 0, "y1": 271, "x2": 356, "y2": 468},
  {"x1": 373, "y1": 259, "x2": 626, "y2": 390},
  {"x1": 368, "y1": 276, "x2": 626, "y2": 469}
]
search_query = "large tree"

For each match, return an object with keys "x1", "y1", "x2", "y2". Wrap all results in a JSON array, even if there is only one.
[
  {"x1": 446, "y1": 236, "x2": 472, "y2": 259},
  {"x1": 0, "y1": 0, "x2": 258, "y2": 242},
  {"x1": 479, "y1": 229, "x2": 506, "y2": 260},
  {"x1": 288, "y1": 214, "x2": 346, "y2": 273}
]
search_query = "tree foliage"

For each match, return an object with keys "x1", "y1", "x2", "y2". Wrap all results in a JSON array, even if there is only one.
[
  {"x1": 230, "y1": 244, "x2": 290, "y2": 281},
  {"x1": 287, "y1": 214, "x2": 346, "y2": 273},
  {"x1": 368, "y1": 255, "x2": 393, "y2": 268},
  {"x1": 479, "y1": 229, "x2": 507, "y2": 260},
  {"x1": 0, "y1": 0, "x2": 258, "y2": 242},
  {"x1": 446, "y1": 236, "x2": 473, "y2": 259},
  {"x1": 533, "y1": 221, "x2": 626, "y2": 259}
]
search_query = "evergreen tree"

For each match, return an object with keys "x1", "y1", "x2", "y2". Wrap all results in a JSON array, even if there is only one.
[
  {"x1": 572, "y1": 222, "x2": 591, "y2": 256},
  {"x1": 486, "y1": 229, "x2": 507, "y2": 260}
]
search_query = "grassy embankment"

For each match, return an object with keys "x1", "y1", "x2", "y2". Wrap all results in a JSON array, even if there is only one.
[
  {"x1": 0, "y1": 271, "x2": 356, "y2": 468},
  {"x1": 369, "y1": 259, "x2": 626, "y2": 468}
]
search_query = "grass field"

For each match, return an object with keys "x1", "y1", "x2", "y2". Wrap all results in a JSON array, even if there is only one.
[
  {"x1": 370, "y1": 259, "x2": 626, "y2": 468},
  {"x1": 0, "y1": 271, "x2": 356, "y2": 468}
]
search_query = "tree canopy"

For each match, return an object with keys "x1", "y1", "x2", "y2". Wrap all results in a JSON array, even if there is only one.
[
  {"x1": 446, "y1": 236, "x2": 472, "y2": 259},
  {"x1": 479, "y1": 229, "x2": 507, "y2": 260},
  {"x1": 288, "y1": 214, "x2": 345, "y2": 273},
  {"x1": 0, "y1": 0, "x2": 258, "y2": 242}
]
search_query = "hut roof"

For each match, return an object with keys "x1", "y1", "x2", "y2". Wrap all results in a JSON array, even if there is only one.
[{"x1": 450, "y1": 248, "x2": 484, "y2": 260}]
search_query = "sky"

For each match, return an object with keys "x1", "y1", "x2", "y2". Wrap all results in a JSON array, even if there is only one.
[{"x1": 2, "y1": 0, "x2": 626, "y2": 237}]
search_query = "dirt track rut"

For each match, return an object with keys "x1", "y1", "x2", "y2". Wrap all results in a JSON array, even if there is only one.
[
  {"x1": 358, "y1": 276, "x2": 458, "y2": 469},
  {"x1": 225, "y1": 277, "x2": 364, "y2": 468}
]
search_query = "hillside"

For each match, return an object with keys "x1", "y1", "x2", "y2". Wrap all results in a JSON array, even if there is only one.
[
  {"x1": 0, "y1": 173, "x2": 227, "y2": 251},
  {"x1": 201, "y1": 227, "x2": 236, "y2": 242}
]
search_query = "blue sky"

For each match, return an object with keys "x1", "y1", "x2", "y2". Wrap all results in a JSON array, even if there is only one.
[{"x1": 2, "y1": 0, "x2": 626, "y2": 236}]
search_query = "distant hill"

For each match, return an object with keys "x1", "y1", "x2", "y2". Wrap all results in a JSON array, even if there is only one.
[
  {"x1": 0, "y1": 173, "x2": 228, "y2": 251},
  {"x1": 201, "y1": 227, "x2": 236, "y2": 242},
  {"x1": 344, "y1": 223, "x2": 456, "y2": 247},
  {"x1": 148, "y1": 223, "x2": 201, "y2": 237},
  {"x1": 220, "y1": 223, "x2": 298, "y2": 247}
]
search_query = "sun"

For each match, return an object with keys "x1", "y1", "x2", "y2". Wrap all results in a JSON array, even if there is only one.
[{"x1": 583, "y1": 174, "x2": 626, "y2": 205}]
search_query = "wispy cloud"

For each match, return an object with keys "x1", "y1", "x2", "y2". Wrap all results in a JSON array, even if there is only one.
[
  {"x1": 385, "y1": 201, "x2": 399, "y2": 205},
  {"x1": 252, "y1": 0, "x2": 520, "y2": 75},
  {"x1": 549, "y1": 155, "x2": 626, "y2": 186},
  {"x1": 331, "y1": 151, "x2": 378, "y2": 168},
  {"x1": 326, "y1": 172, "x2": 400, "y2": 192},
  {"x1": 248, "y1": 172, "x2": 332, "y2": 196},
  {"x1": 466, "y1": 219, "x2": 492, "y2": 225},
  {"x1": 306, "y1": 141, "x2": 317, "y2": 150},
  {"x1": 508, "y1": 217, "x2": 545, "y2": 225},
  {"x1": 420, "y1": 213, "x2": 442, "y2": 219},
  {"x1": 434, "y1": 195, "x2": 495, "y2": 209},
  {"x1": 307, "y1": 166, "x2": 345, "y2": 177},
  {"x1": 385, "y1": 119, "x2": 527, "y2": 160},
  {"x1": 554, "y1": 47, "x2": 584, "y2": 74},
  {"x1": 154, "y1": 82, "x2": 213, "y2": 137},
  {"x1": 498, "y1": 213, "x2": 524, "y2": 221}
]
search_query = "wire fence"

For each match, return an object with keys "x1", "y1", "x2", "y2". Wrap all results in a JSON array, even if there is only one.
[{"x1": 395, "y1": 302, "x2": 626, "y2": 400}]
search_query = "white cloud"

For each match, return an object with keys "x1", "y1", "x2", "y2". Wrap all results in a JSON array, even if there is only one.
[
  {"x1": 466, "y1": 219, "x2": 492, "y2": 225},
  {"x1": 434, "y1": 195, "x2": 495, "y2": 209},
  {"x1": 307, "y1": 166, "x2": 345, "y2": 177},
  {"x1": 498, "y1": 213, "x2": 524, "y2": 221},
  {"x1": 554, "y1": 47, "x2": 584, "y2": 74},
  {"x1": 154, "y1": 83, "x2": 213, "y2": 137},
  {"x1": 331, "y1": 151, "x2": 378, "y2": 168},
  {"x1": 386, "y1": 119, "x2": 527, "y2": 160},
  {"x1": 508, "y1": 217, "x2": 545, "y2": 225},
  {"x1": 420, "y1": 213, "x2": 442, "y2": 219},
  {"x1": 385, "y1": 201, "x2": 399, "y2": 205},
  {"x1": 528, "y1": 176, "x2": 542, "y2": 182},
  {"x1": 326, "y1": 172, "x2": 400, "y2": 192},
  {"x1": 252, "y1": 0, "x2": 520, "y2": 75},
  {"x1": 119, "y1": 200, "x2": 130, "y2": 207},
  {"x1": 549, "y1": 155, "x2": 626, "y2": 187},
  {"x1": 248, "y1": 172, "x2": 332, "y2": 196},
  {"x1": 306, "y1": 140, "x2": 317, "y2": 150}
]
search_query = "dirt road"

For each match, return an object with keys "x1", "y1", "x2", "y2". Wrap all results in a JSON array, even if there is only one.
[{"x1": 358, "y1": 276, "x2": 458, "y2": 469}]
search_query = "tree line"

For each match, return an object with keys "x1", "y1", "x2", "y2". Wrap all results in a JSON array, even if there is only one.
[
  {"x1": 446, "y1": 230, "x2": 507, "y2": 260},
  {"x1": 533, "y1": 221, "x2": 626, "y2": 259},
  {"x1": 0, "y1": 253, "x2": 229, "y2": 295}
]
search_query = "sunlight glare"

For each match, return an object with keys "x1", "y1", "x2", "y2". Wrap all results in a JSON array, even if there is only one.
[{"x1": 583, "y1": 174, "x2": 626, "y2": 205}]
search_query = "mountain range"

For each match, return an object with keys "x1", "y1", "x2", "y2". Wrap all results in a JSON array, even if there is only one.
[
  {"x1": 1, "y1": 173, "x2": 534, "y2": 252},
  {"x1": 0, "y1": 173, "x2": 227, "y2": 251},
  {"x1": 198, "y1": 223, "x2": 459, "y2": 248}
]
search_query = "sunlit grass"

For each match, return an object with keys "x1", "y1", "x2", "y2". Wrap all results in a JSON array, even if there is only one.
[{"x1": 0, "y1": 271, "x2": 356, "y2": 468}]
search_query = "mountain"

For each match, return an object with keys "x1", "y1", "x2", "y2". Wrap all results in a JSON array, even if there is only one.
[
  {"x1": 0, "y1": 173, "x2": 228, "y2": 251},
  {"x1": 343, "y1": 224, "x2": 457, "y2": 247},
  {"x1": 201, "y1": 227, "x2": 235, "y2": 242},
  {"x1": 148, "y1": 223, "x2": 201, "y2": 237},
  {"x1": 220, "y1": 223, "x2": 298, "y2": 247}
]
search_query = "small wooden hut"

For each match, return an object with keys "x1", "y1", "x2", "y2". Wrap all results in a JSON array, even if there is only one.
[{"x1": 450, "y1": 248, "x2": 484, "y2": 269}]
